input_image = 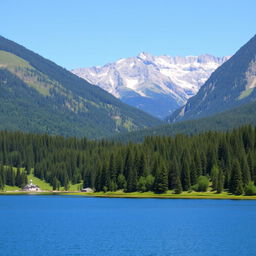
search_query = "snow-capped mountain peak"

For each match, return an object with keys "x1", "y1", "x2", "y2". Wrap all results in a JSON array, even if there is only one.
[{"x1": 72, "y1": 53, "x2": 229, "y2": 118}]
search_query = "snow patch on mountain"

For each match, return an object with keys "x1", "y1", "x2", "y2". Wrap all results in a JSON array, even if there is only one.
[{"x1": 72, "y1": 53, "x2": 229, "y2": 118}]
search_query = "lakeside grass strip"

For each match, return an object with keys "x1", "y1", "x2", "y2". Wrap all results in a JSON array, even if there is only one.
[{"x1": 1, "y1": 191, "x2": 256, "y2": 200}]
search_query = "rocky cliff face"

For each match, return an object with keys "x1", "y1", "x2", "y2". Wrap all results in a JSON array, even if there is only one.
[
  {"x1": 72, "y1": 53, "x2": 229, "y2": 118},
  {"x1": 168, "y1": 34, "x2": 256, "y2": 123}
]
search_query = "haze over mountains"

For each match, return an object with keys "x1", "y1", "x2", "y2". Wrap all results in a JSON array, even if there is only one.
[{"x1": 72, "y1": 53, "x2": 229, "y2": 118}]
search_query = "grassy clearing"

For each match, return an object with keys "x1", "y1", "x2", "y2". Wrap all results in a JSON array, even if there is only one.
[
  {"x1": 59, "y1": 190, "x2": 256, "y2": 200},
  {"x1": 27, "y1": 172, "x2": 53, "y2": 191},
  {"x1": 0, "y1": 50, "x2": 30, "y2": 68},
  {"x1": 2, "y1": 175, "x2": 256, "y2": 200},
  {"x1": 239, "y1": 88, "x2": 254, "y2": 99},
  {"x1": 59, "y1": 182, "x2": 83, "y2": 191},
  {"x1": 3, "y1": 185, "x2": 20, "y2": 191}
]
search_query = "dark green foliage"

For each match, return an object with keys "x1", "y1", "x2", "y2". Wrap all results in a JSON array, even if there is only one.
[
  {"x1": 240, "y1": 153, "x2": 251, "y2": 186},
  {"x1": 211, "y1": 165, "x2": 219, "y2": 191},
  {"x1": 0, "y1": 125, "x2": 255, "y2": 195},
  {"x1": 15, "y1": 168, "x2": 22, "y2": 187},
  {"x1": 0, "y1": 175, "x2": 3, "y2": 190},
  {"x1": 137, "y1": 177, "x2": 147, "y2": 192},
  {"x1": 127, "y1": 168, "x2": 138, "y2": 192},
  {"x1": 117, "y1": 174, "x2": 127, "y2": 190},
  {"x1": 192, "y1": 176, "x2": 209, "y2": 192},
  {"x1": 217, "y1": 169, "x2": 224, "y2": 193},
  {"x1": 229, "y1": 160, "x2": 244, "y2": 195},
  {"x1": 169, "y1": 157, "x2": 182, "y2": 193},
  {"x1": 154, "y1": 163, "x2": 168, "y2": 193},
  {"x1": 52, "y1": 177, "x2": 60, "y2": 191},
  {"x1": 113, "y1": 100, "x2": 256, "y2": 143},
  {"x1": 181, "y1": 160, "x2": 191, "y2": 191},
  {"x1": 244, "y1": 182, "x2": 256, "y2": 195},
  {"x1": 145, "y1": 175, "x2": 155, "y2": 191}
]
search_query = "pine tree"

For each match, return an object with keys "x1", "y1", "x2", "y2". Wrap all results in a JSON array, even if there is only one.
[
  {"x1": 137, "y1": 153, "x2": 148, "y2": 177},
  {"x1": 52, "y1": 177, "x2": 58, "y2": 190},
  {"x1": 21, "y1": 172, "x2": 28, "y2": 188},
  {"x1": 15, "y1": 168, "x2": 22, "y2": 187},
  {"x1": 0, "y1": 175, "x2": 4, "y2": 190},
  {"x1": 154, "y1": 163, "x2": 168, "y2": 193},
  {"x1": 64, "y1": 175, "x2": 69, "y2": 191},
  {"x1": 190, "y1": 160, "x2": 197, "y2": 186},
  {"x1": 174, "y1": 176, "x2": 182, "y2": 194},
  {"x1": 181, "y1": 160, "x2": 191, "y2": 191},
  {"x1": 137, "y1": 177, "x2": 146, "y2": 192},
  {"x1": 240, "y1": 154, "x2": 251, "y2": 186},
  {"x1": 229, "y1": 160, "x2": 244, "y2": 195},
  {"x1": 117, "y1": 174, "x2": 127, "y2": 190},
  {"x1": 108, "y1": 153, "x2": 117, "y2": 183},
  {"x1": 6, "y1": 167, "x2": 15, "y2": 186},
  {"x1": 211, "y1": 165, "x2": 219, "y2": 191},
  {"x1": 124, "y1": 149, "x2": 133, "y2": 180},
  {"x1": 217, "y1": 169, "x2": 224, "y2": 193},
  {"x1": 194, "y1": 150, "x2": 202, "y2": 176},
  {"x1": 127, "y1": 168, "x2": 138, "y2": 192},
  {"x1": 95, "y1": 169, "x2": 102, "y2": 192},
  {"x1": 145, "y1": 174, "x2": 155, "y2": 191},
  {"x1": 170, "y1": 158, "x2": 182, "y2": 193}
]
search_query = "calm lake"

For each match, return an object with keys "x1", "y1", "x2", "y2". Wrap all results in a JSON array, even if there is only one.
[{"x1": 0, "y1": 196, "x2": 256, "y2": 256}]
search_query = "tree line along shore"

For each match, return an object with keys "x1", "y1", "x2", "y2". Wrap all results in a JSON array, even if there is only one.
[{"x1": 1, "y1": 125, "x2": 256, "y2": 197}]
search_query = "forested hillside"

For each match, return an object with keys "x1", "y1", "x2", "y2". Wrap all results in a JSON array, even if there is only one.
[
  {"x1": 1, "y1": 126, "x2": 256, "y2": 195},
  {"x1": 112, "y1": 100, "x2": 256, "y2": 143},
  {"x1": 0, "y1": 36, "x2": 161, "y2": 138}
]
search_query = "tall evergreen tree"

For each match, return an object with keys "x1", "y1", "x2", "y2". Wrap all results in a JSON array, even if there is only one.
[
  {"x1": 154, "y1": 162, "x2": 168, "y2": 193},
  {"x1": 127, "y1": 168, "x2": 138, "y2": 192},
  {"x1": 217, "y1": 169, "x2": 224, "y2": 193},
  {"x1": 181, "y1": 160, "x2": 191, "y2": 191},
  {"x1": 229, "y1": 160, "x2": 244, "y2": 195},
  {"x1": 240, "y1": 153, "x2": 251, "y2": 186},
  {"x1": 211, "y1": 165, "x2": 219, "y2": 191}
]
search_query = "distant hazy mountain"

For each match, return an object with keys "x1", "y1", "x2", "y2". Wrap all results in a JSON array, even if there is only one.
[
  {"x1": 168, "y1": 34, "x2": 256, "y2": 123},
  {"x1": 0, "y1": 36, "x2": 161, "y2": 138},
  {"x1": 72, "y1": 53, "x2": 229, "y2": 118}
]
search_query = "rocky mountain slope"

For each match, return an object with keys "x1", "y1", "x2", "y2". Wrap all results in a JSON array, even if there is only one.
[
  {"x1": 168, "y1": 34, "x2": 256, "y2": 123},
  {"x1": 72, "y1": 53, "x2": 228, "y2": 118}
]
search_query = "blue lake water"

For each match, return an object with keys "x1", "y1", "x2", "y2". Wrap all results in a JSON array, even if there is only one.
[{"x1": 0, "y1": 196, "x2": 256, "y2": 256}]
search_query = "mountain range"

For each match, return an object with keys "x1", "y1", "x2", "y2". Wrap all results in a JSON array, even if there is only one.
[
  {"x1": 72, "y1": 53, "x2": 229, "y2": 118},
  {"x1": 0, "y1": 33, "x2": 255, "y2": 141},
  {"x1": 0, "y1": 36, "x2": 161, "y2": 138},
  {"x1": 113, "y1": 34, "x2": 256, "y2": 142}
]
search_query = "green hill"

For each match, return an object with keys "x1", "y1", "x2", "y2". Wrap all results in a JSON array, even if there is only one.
[{"x1": 0, "y1": 36, "x2": 161, "y2": 138}]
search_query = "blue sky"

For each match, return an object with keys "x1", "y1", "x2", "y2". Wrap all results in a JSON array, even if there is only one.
[{"x1": 1, "y1": 0, "x2": 255, "y2": 69}]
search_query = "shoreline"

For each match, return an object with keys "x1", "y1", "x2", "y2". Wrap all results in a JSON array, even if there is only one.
[{"x1": 1, "y1": 191, "x2": 256, "y2": 200}]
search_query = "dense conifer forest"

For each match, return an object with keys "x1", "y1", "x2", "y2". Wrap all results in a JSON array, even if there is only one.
[
  {"x1": 1, "y1": 125, "x2": 256, "y2": 195},
  {"x1": 112, "y1": 100, "x2": 256, "y2": 143}
]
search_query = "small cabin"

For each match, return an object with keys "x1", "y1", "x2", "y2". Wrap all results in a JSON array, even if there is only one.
[
  {"x1": 81, "y1": 187, "x2": 93, "y2": 193},
  {"x1": 23, "y1": 180, "x2": 41, "y2": 192}
]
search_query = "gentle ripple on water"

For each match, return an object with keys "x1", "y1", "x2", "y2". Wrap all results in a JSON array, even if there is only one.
[{"x1": 0, "y1": 196, "x2": 256, "y2": 256}]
